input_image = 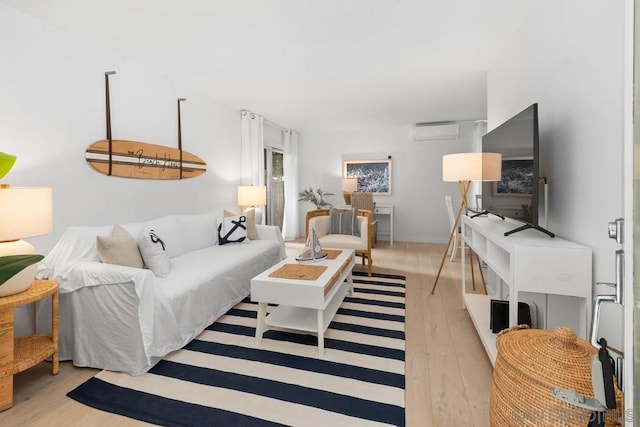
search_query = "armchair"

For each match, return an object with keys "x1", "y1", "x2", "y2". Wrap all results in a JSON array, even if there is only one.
[{"x1": 305, "y1": 208, "x2": 373, "y2": 277}]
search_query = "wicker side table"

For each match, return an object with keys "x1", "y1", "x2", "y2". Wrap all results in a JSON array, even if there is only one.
[{"x1": 0, "y1": 280, "x2": 58, "y2": 411}]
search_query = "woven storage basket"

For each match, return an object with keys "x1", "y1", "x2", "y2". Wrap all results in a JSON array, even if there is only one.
[{"x1": 490, "y1": 326, "x2": 623, "y2": 426}]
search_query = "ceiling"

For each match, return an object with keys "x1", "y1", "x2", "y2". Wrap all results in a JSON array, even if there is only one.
[{"x1": 2, "y1": 0, "x2": 534, "y2": 133}]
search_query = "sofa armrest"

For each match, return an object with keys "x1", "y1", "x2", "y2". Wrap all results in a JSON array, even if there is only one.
[
  {"x1": 255, "y1": 224, "x2": 287, "y2": 260},
  {"x1": 55, "y1": 260, "x2": 155, "y2": 294},
  {"x1": 255, "y1": 224, "x2": 281, "y2": 241}
]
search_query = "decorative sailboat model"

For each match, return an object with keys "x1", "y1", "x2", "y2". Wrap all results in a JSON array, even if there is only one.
[{"x1": 296, "y1": 227, "x2": 327, "y2": 262}]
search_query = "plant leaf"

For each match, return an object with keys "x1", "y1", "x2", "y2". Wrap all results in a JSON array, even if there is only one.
[
  {"x1": 0, "y1": 152, "x2": 17, "y2": 180},
  {"x1": 0, "y1": 255, "x2": 44, "y2": 285}
]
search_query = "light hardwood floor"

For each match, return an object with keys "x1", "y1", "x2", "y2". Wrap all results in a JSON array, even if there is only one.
[{"x1": 1, "y1": 241, "x2": 493, "y2": 427}]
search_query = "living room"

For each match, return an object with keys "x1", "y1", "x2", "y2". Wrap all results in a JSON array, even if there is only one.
[{"x1": 0, "y1": 1, "x2": 631, "y2": 425}]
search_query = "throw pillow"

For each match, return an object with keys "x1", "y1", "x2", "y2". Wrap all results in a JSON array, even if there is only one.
[
  {"x1": 218, "y1": 214, "x2": 248, "y2": 245},
  {"x1": 96, "y1": 224, "x2": 144, "y2": 268},
  {"x1": 224, "y1": 209, "x2": 258, "y2": 240},
  {"x1": 138, "y1": 227, "x2": 171, "y2": 277},
  {"x1": 329, "y1": 208, "x2": 361, "y2": 237}
]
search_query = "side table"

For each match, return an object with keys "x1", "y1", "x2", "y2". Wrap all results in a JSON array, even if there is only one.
[{"x1": 0, "y1": 280, "x2": 59, "y2": 411}]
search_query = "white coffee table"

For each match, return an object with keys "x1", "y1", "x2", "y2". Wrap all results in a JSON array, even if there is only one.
[{"x1": 251, "y1": 249, "x2": 355, "y2": 356}]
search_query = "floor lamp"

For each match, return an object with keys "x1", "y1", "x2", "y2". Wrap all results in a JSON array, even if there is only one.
[{"x1": 430, "y1": 152, "x2": 502, "y2": 295}]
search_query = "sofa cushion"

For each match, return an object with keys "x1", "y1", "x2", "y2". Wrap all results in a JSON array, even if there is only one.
[
  {"x1": 218, "y1": 214, "x2": 248, "y2": 245},
  {"x1": 138, "y1": 227, "x2": 171, "y2": 277},
  {"x1": 329, "y1": 208, "x2": 360, "y2": 237},
  {"x1": 173, "y1": 212, "x2": 220, "y2": 253},
  {"x1": 318, "y1": 234, "x2": 367, "y2": 251},
  {"x1": 96, "y1": 224, "x2": 144, "y2": 268}
]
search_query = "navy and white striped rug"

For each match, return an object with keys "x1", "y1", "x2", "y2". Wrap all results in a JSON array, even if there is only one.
[{"x1": 68, "y1": 271, "x2": 406, "y2": 426}]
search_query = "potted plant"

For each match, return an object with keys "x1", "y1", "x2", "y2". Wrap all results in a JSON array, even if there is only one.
[
  {"x1": 0, "y1": 254, "x2": 43, "y2": 296},
  {"x1": 0, "y1": 254, "x2": 43, "y2": 337},
  {"x1": 298, "y1": 187, "x2": 334, "y2": 209}
]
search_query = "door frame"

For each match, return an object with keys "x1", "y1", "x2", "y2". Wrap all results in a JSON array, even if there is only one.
[{"x1": 623, "y1": 0, "x2": 634, "y2": 420}]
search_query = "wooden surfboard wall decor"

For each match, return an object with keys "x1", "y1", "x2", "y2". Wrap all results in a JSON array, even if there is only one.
[{"x1": 85, "y1": 71, "x2": 207, "y2": 180}]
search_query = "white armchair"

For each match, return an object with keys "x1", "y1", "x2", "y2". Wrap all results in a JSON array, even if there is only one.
[{"x1": 305, "y1": 208, "x2": 373, "y2": 277}]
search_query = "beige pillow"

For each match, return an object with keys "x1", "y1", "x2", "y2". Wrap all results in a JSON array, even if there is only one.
[
  {"x1": 96, "y1": 224, "x2": 144, "y2": 268},
  {"x1": 224, "y1": 209, "x2": 258, "y2": 240}
]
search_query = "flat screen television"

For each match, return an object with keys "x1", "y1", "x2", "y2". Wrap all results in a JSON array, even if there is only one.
[{"x1": 480, "y1": 103, "x2": 553, "y2": 237}]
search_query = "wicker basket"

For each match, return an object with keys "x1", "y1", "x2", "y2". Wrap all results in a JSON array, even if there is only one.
[{"x1": 490, "y1": 326, "x2": 623, "y2": 426}]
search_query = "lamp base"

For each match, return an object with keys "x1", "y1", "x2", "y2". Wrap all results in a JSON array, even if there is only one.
[
  {"x1": 0, "y1": 239, "x2": 37, "y2": 297},
  {"x1": 343, "y1": 191, "x2": 352, "y2": 205}
]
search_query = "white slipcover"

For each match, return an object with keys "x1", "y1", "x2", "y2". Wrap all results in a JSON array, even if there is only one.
[{"x1": 36, "y1": 212, "x2": 285, "y2": 375}]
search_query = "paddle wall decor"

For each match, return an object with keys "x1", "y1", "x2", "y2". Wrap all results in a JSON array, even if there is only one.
[{"x1": 85, "y1": 71, "x2": 207, "y2": 180}]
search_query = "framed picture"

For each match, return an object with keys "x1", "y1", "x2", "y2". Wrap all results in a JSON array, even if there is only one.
[
  {"x1": 343, "y1": 159, "x2": 392, "y2": 195},
  {"x1": 493, "y1": 157, "x2": 534, "y2": 196}
]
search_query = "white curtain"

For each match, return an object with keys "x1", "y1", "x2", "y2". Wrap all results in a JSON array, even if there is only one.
[
  {"x1": 241, "y1": 111, "x2": 265, "y2": 187},
  {"x1": 282, "y1": 130, "x2": 299, "y2": 241},
  {"x1": 241, "y1": 111, "x2": 265, "y2": 224},
  {"x1": 471, "y1": 120, "x2": 487, "y2": 209}
]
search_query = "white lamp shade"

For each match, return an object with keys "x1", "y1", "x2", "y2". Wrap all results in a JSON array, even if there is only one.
[
  {"x1": 341, "y1": 178, "x2": 358, "y2": 192},
  {"x1": 237, "y1": 185, "x2": 267, "y2": 206},
  {"x1": 0, "y1": 187, "x2": 53, "y2": 242},
  {"x1": 442, "y1": 152, "x2": 502, "y2": 182}
]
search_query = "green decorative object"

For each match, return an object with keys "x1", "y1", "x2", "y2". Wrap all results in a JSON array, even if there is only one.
[
  {"x1": 0, "y1": 152, "x2": 16, "y2": 180},
  {"x1": 298, "y1": 187, "x2": 335, "y2": 209},
  {"x1": 0, "y1": 254, "x2": 44, "y2": 285}
]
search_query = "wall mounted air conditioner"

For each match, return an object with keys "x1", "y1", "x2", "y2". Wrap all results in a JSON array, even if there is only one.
[{"x1": 413, "y1": 123, "x2": 459, "y2": 141}]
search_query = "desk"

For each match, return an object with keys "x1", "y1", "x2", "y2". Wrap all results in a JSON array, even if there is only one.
[
  {"x1": 0, "y1": 280, "x2": 59, "y2": 411},
  {"x1": 373, "y1": 203, "x2": 394, "y2": 245},
  {"x1": 338, "y1": 203, "x2": 394, "y2": 245}
]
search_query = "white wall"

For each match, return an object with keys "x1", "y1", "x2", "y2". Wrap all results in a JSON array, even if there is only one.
[
  {"x1": 298, "y1": 123, "x2": 476, "y2": 242},
  {"x1": 488, "y1": 1, "x2": 625, "y2": 346},
  {"x1": 0, "y1": 5, "x2": 243, "y2": 255}
]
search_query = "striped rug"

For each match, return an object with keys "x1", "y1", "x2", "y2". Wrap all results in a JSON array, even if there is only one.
[{"x1": 68, "y1": 271, "x2": 406, "y2": 426}]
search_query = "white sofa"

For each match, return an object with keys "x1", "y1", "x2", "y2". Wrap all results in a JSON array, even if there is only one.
[{"x1": 36, "y1": 211, "x2": 285, "y2": 375}]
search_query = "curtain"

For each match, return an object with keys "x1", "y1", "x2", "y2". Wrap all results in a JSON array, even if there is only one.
[
  {"x1": 471, "y1": 120, "x2": 487, "y2": 209},
  {"x1": 282, "y1": 130, "x2": 299, "y2": 241},
  {"x1": 241, "y1": 111, "x2": 265, "y2": 224},
  {"x1": 241, "y1": 111, "x2": 265, "y2": 187}
]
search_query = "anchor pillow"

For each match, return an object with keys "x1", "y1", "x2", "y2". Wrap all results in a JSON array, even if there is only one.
[
  {"x1": 223, "y1": 209, "x2": 258, "y2": 240},
  {"x1": 138, "y1": 227, "x2": 171, "y2": 277},
  {"x1": 218, "y1": 214, "x2": 248, "y2": 245}
]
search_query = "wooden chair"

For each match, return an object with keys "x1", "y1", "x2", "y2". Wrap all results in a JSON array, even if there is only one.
[
  {"x1": 305, "y1": 208, "x2": 373, "y2": 277},
  {"x1": 350, "y1": 192, "x2": 377, "y2": 246}
]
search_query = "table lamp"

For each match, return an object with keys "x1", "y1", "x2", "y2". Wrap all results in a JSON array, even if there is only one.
[
  {"x1": 237, "y1": 185, "x2": 267, "y2": 209},
  {"x1": 341, "y1": 178, "x2": 358, "y2": 205},
  {"x1": 237, "y1": 185, "x2": 267, "y2": 224},
  {"x1": 431, "y1": 152, "x2": 501, "y2": 294},
  {"x1": 0, "y1": 186, "x2": 53, "y2": 296}
]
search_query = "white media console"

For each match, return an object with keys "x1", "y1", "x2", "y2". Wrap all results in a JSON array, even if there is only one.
[{"x1": 460, "y1": 215, "x2": 592, "y2": 365}]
